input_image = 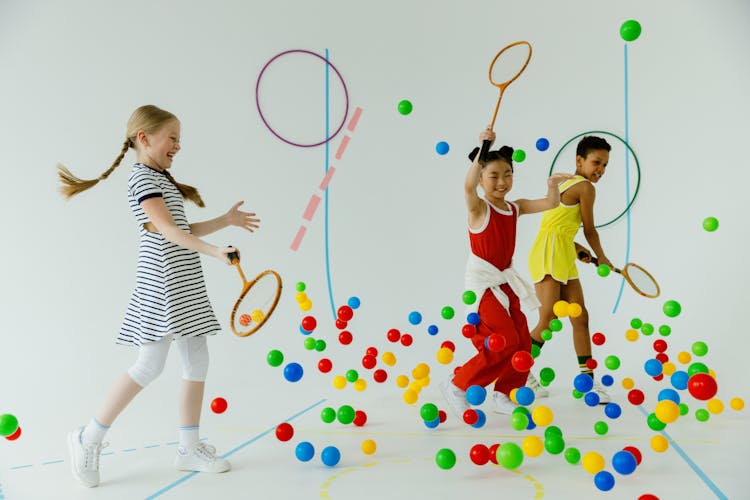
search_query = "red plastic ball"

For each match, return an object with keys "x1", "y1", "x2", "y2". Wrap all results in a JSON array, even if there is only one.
[
  {"x1": 511, "y1": 350, "x2": 534, "y2": 372},
  {"x1": 400, "y1": 334, "x2": 413, "y2": 347},
  {"x1": 335, "y1": 319, "x2": 348, "y2": 330},
  {"x1": 655, "y1": 352, "x2": 669, "y2": 364},
  {"x1": 469, "y1": 443, "x2": 490, "y2": 465},
  {"x1": 652, "y1": 374, "x2": 664, "y2": 382},
  {"x1": 441, "y1": 340, "x2": 456, "y2": 352},
  {"x1": 353, "y1": 410, "x2": 367, "y2": 427},
  {"x1": 623, "y1": 446, "x2": 642, "y2": 465},
  {"x1": 488, "y1": 443, "x2": 500, "y2": 464},
  {"x1": 373, "y1": 369, "x2": 388, "y2": 383},
  {"x1": 5, "y1": 426, "x2": 22, "y2": 441},
  {"x1": 586, "y1": 358, "x2": 598, "y2": 370},
  {"x1": 301, "y1": 315, "x2": 317, "y2": 332},
  {"x1": 211, "y1": 397, "x2": 228, "y2": 414},
  {"x1": 275, "y1": 422, "x2": 294, "y2": 441},
  {"x1": 653, "y1": 339, "x2": 668, "y2": 353},
  {"x1": 362, "y1": 354, "x2": 377, "y2": 370},
  {"x1": 486, "y1": 333, "x2": 506, "y2": 352},
  {"x1": 687, "y1": 373, "x2": 718, "y2": 401},
  {"x1": 627, "y1": 389, "x2": 645, "y2": 406},
  {"x1": 592, "y1": 332, "x2": 606, "y2": 345},
  {"x1": 338, "y1": 330, "x2": 353, "y2": 345},
  {"x1": 318, "y1": 358, "x2": 333, "y2": 373},
  {"x1": 366, "y1": 346, "x2": 378, "y2": 357},
  {"x1": 638, "y1": 495, "x2": 660, "y2": 500},
  {"x1": 337, "y1": 305, "x2": 354, "y2": 322},
  {"x1": 463, "y1": 409, "x2": 478, "y2": 425},
  {"x1": 438, "y1": 410, "x2": 447, "y2": 423},
  {"x1": 386, "y1": 328, "x2": 401, "y2": 342},
  {"x1": 461, "y1": 324, "x2": 475, "y2": 338}
]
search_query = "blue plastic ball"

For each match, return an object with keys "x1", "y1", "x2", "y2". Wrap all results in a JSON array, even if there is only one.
[
  {"x1": 525, "y1": 413, "x2": 537, "y2": 430},
  {"x1": 347, "y1": 296, "x2": 361, "y2": 309},
  {"x1": 408, "y1": 311, "x2": 422, "y2": 325},
  {"x1": 283, "y1": 362, "x2": 304, "y2": 382},
  {"x1": 427, "y1": 324, "x2": 439, "y2": 336},
  {"x1": 321, "y1": 445, "x2": 341, "y2": 467},
  {"x1": 535, "y1": 137, "x2": 550, "y2": 151},
  {"x1": 471, "y1": 409, "x2": 487, "y2": 428},
  {"x1": 424, "y1": 416, "x2": 440, "y2": 428},
  {"x1": 436, "y1": 141, "x2": 450, "y2": 155},
  {"x1": 671, "y1": 370, "x2": 689, "y2": 390},
  {"x1": 299, "y1": 325, "x2": 312, "y2": 335},
  {"x1": 604, "y1": 402, "x2": 622, "y2": 419},
  {"x1": 594, "y1": 470, "x2": 615, "y2": 491},
  {"x1": 295, "y1": 441, "x2": 315, "y2": 462},
  {"x1": 466, "y1": 312, "x2": 480, "y2": 325},
  {"x1": 584, "y1": 391, "x2": 601, "y2": 407},
  {"x1": 644, "y1": 359, "x2": 663, "y2": 377},
  {"x1": 573, "y1": 373, "x2": 594, "y2": 393},
  {"x1": 601, "y1": 374, "x2": 614, "y2": 387},
  {"x1": 658, "y1": 388, "x2": 681, "y2": 404},
  {"x1": 466, "y1": 385, "x2": 487, "y2": 406},
  {"x1": 611, "y1": 450, "x2": 637, "y2": 475},
  {"x1": 515, "y1": 386, "x2": 535, "y2": 406}
]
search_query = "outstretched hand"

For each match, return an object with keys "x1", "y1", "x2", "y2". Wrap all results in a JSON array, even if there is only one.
[
  {"x1": 479, "y1": 126, "x2": 496, "y2": 145},
  {"x1": 225, "y1": 201, "x2": 260, "y2": 232},
  {"x1": 547, "y1": 173, "x2": 574, "y2": 188}
]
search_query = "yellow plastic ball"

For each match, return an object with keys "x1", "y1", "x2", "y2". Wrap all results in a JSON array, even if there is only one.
[
  {"x1": 707, "y1": 398, "x2": 724, "y2": 415},
  {"x1": 625, "y1": 328, "x2": 639, "y2": 342},
  {"x1": 582, "y1": 451, "x2": 605, "y2": 474},
  {"x1": 509, "y1": 388, "x2": 519, "y2": 404},
  {"x1": 531, "y1": 405, "x2": 554, "y2": 427},
  {"x1": 522, "y1": 435, "x2": 544, "y2": 458},
  {"x1": 709, "y1": 368, "x2": 717, "y2": 379},
  {"x1": 436, "y1": 347, "x2": 454, "y2": 365},
  {"x1": 416, "y1": 376, "x2": 431, "y2": 388},
  {"x1": 654, "y1": 400, "x2": 680, "y2": 424},
  {"x1": 677, "y1": 351, "x2": 691, "y2": 364},
  {"x1": 662, "y1": 361, "x2": 677, "y2": 376},
  {"x1": 650, "y1": 435, "x2": 669, "y2": 452},
  {"x1": 332, "y1": 375, "x2": 347, "y2": 390},
  {"x1": 353, "y1": 378, "x2": 367, "y2": 392},
  {"x1": 412, "y1": 363, "x2": 430, "y2": 380},
  {"x1": 295, "y1": 292, "x2": 307, "y2": 304},
  {"x1": 403, "y1": 389, "x2": 418, "y2": 405},
  {"x1": 567, "y1": 302, "x2": 583, "y2": 318},
  {"x1": 729, "y1": 397, "x2": 744, "y2": 411},
  {"x1": 552, "y1": 300, "x2": 570, "y2": 317},
  {"x1": 408, "y1": 381, "x2": 423, "y2": 394},
  {"x1": 621, "y1": 377, "x2": 635, "y2": 390},
  {"x1": 250, "y1": 309, "x2": 265, "y2": 323},
  {"x1": 382, "y1": 352, "x2": 397, "y2": 367},
  {"x1": 395, "y1": 375, "x2": 409, "y2": 388},
  {"x1": 300, "y1": 300, "x2": 313, "y2": 311},
  {"x1": 361, "y1": 439, "x2": 377, "y2": 455}
]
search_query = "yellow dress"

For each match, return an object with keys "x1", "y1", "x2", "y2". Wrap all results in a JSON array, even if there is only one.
[{"x1": 528, "y1": 175, "x2": 589, "y2": 284}]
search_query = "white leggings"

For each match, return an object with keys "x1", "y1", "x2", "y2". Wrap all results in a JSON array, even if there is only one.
[{"x1": 127, "y1": 334, "x2": 209, "y2": 387}]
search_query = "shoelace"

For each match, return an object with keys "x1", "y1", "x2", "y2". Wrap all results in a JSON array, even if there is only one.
[
  {"x1": 527, "y1": 374, "x2": 542, "y2": 390},
  {"x1": 192, "y1": 442, "x2": 219, "y2": 462},
  {"x1": 82, "y1": 441, "x2": 109, "y2": 471}
]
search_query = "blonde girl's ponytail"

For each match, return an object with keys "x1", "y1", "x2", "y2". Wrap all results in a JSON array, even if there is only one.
[
  {"x1": 57, "y1": 139, "x2": 131, "y2": 199},
  {"x1": 162, "y1": 169, "x2": 205, "y2": 208}
]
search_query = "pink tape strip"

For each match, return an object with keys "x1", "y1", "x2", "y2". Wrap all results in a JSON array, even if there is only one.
[
  {"x1": 290, "y1": 225, "x2": 307, "y2": 251},
  {"x1": 334, "y1": 135, "x2": 350, "y2": 160},
  {"x1": 347, "y1": 107, "x2": 363, "y2": 132},
  {"x1": 302, "y1": 194, "x2": 321, "y2": 221},
  {"x1": 319, "y1": 166, "x2": 336, "y2": 190}
]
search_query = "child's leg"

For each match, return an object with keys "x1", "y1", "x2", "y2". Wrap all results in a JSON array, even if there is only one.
[
  {"x1": 529, "y1": 275, "x2": 562, "y2": 344},
  {"x1": 176, "y1": 336, "x2": 209, "y2": 447}
]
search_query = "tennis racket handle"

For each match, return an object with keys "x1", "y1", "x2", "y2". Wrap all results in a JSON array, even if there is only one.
[
  {"x1": 227, "y1": 246, "x2": 239, "y2": 264},
  {"x1": 578, "y1": 251, "x2": 597, "y2": 265},
  {"x1": 478, "y1": 140, "x2": 491, "y2": 164}
]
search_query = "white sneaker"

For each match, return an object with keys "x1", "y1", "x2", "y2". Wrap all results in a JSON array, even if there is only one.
[
  {"x1": 491, "y1": 392, "x2": 519, "y2": 414},
  {"x1": 439, "y1": 380, "x2": 470, "y2": 418},
  {"x1": 592, "y1": 381, "x2": 611, "y2": 404},
  {"x1": 175, "y1": 442, "x2": 231, "y2": 473},
  {"x1": 527, "y1": 373, "x2": 549, "y2": 398},
  {"x1": 67, "y1": 427, "x2": 108, "y2": 487}
]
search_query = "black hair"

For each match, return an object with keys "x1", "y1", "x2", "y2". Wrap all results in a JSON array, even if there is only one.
[
  {"x1": 576, "y1": 136, "x2": 611, "y2": 158},
  {"x1": 468, "y1": 145, "x2": 515, "y2": 171}
]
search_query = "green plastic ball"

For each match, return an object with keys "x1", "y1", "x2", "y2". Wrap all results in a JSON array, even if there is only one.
[
  {"x1": 321, "y1": 407, "x2": 336, "y2": 423},
  {"x1": 564, "y1": 447, "x2": 581, "y2": 464},
  {"x1": 266, "y1": 349, "x2": 284, "y2": 367},
  {"x1": 549, "y1": 319, "x2": 563, "y2": 332},
  {"x1": 541, "y1": 328, "x2": 553, "y2": 341},
  {"x1": 397, "y1": 99, "x2": 413, "y2": 115},
  {"x1": 647, "y1": 412, "x2": 667, "y2": 431},
  {"x1": 620, "y1": 19, "x2": 642, "y2": 42},
  {"x1": 303, "y1": 337, "x2": 316, "y2": 350},
  {"x1": 314, "y1": 339, "x2": 327, "y2": 352},
  {"x1": 659, "y1": 324, "x2": 672, "y2": 336},
  {"x1": 497, "y1": 442, "x2": 524, "y2": 468},
  {"x1": 687, "y1": 362, "x2": 709, "y2": 376},
  {"x1": 679, "y1": 403, "x2": 689, "y2": 416},
  {"x1": 295, "y1": 281, "x2": 306, "y2": 292},
  {"x1": 441, "y1": 306, "x2": 455, "y2": 320},
  {"x1": 544, "y1": 425, "x2": 563, "y2": 439},
  {"x1": 510, "y1": 412, "x2": 528, "y2": 431},
  {"x1": 513, "y1": 406, "x2": 531, "y2": 416},
  {"x1": 572, "y1": 389, "x2": 584, "y2": 399},
  {"x1": 420, "y1": 403, "x2": 439, "y2": 422},
  {"x1": 435, "y1": 448, "x2": 457, "y2": 469},
  {"x1": 512, "y1": 149, "x2": 526, "y2": 163},
  {"x1": 695, "y1": 408, "x2": 710, "y2": 422},
  {"x1": 692, "y1": 341, "x2": 708, "y2": 357},
  {"x1": 0, "y1": 414, "x2": 19, "y2": 437},
  {"x1": 597, "y1": 264, "x2": 611, "y2": 277},
  {"x1": 630, "y1": 318, "x2": 643, "y2": 329},
  {"x1": 663, "y1": 300, "x2": 682, "y2": 318},
  {"x1": 540, "y1": 367, "x2": 556, "y2": 383},
  {"x1": 594, "y1": 421, "x2": 609, "y2": 435},
  {"x1": 345, "y1": 369, "x2": 359, "y2": 382},
  {"x1": 641, "y1": 323, "x2": 655, "y2": 336},
  {"x1": 531, "y1": 344, "x2": 541, "y2": 358},
  {"x1": 337, "y1": 405, "x2": 356, "y2": 424},
  {"x1": 544, "y1": 435, "x2": 565, "y2": 455},
  {"x1": 605, "y1": 355, "x2": 621, "y2": 370},
  {"x1": 462, "y1": 290, "x2": 477, "y2": 305},
  {"x1": 702, "y1": 216, "x2": 719, "y2": 232}
]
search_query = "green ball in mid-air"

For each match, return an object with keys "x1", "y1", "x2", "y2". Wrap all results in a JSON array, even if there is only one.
[
  {"x1": 420, "y1": 403, "x2": 439, "y2": 422},
  {"x1": 435, "y1": 448, "x2": 457, "y2": 469},
  {"x1": 597, "y1": 264, "x2": 611, "y2": 277},
  {"x1": 266, "y1": 349, "x2": 284, "y2": 367},
  {"x1": 512, "y1": 149, "x2": 526, "y2": 163},
  {"x1": 605, "y1": 355, "x2": 621, "y2": 370},
  {"x1": 295, "y1": 281, "x2": 306, "y2": 292},
  {"x1": 549, "y1": 319, "x2": 563, "y2": 332},
  {"x1": 620, "y1": 19, "x2": 642, "y2": 42},
  {"x1": 663, "y1": 300, "x2": 682, "y2": 318},
  {"x1": 0, "y1": 413, "x2": 19, "y2": 437},
  {"x1": 497, "y1": 442, "x2": 524, "y2": 469},
  {"x1": 462, "y1": 290, "x2": 477, "y2": 305},
  {"x1": 692, "y1": 341, "x2": 708, "y2": 357},
  {"x1": 397, "y1": 99, "x2": 413, "y2": 115},
  {"x1": 702, "y1": 216, "x2": 719, "y2": 232},
  {"x1": 441, "y1": 306, "x2": 455, "y2": 320}
]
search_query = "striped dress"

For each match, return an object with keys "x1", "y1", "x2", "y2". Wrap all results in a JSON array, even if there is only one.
[{"x1": 117, "y1": 163, "x2": 221, "y2": 347}]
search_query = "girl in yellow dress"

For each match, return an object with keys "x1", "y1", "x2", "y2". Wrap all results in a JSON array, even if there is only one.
[{"x1": 526, "y1": 136, "x2": 613, "y2": 402}]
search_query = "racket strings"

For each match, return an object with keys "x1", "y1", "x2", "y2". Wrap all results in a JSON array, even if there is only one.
[
  {"x1": 234, "y1": 271, "x2": 282, "y2": 332},
  {"x1": 624, "y1": 264, "x2": 659, "y2": 297}
]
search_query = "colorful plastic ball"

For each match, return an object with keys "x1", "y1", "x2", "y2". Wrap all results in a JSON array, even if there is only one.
[
  {"x1": 420, "y1": 403, "x2": 439, "y2": 422},
  {"x1": 585, "y1": 392, "x2": 601, "y2": 407},
  {"x1": 574, "y1": 373, "x2": 594, "y2": 393},
  {"x1": 470, "y1": 444, "x2": 491, "y2": 465},
  {"x1": 337, "y1": 405, "x2": 356, "y2": 424},
  {"x1": 321, "y1": 407, "x2": 336, "y2": 423},
  {"x1": 295, "y1": 281, "x2": 306, "y2": 292},
  {"x1": 650, "y1": 435, "x2": 669, "y2": 452},
  {"x1": 591, "y1": 332, "x2": 606, "y2": 345},
  {"x1": 408, "y1": 311, "x2": 422, "y2": 325},
  {"x1": 702, "y1": 216, "x2": 719, "y2": 232},
  {"x1": 210, "y1": 397, "x2": 228, "y2": 414},
  {"x1": 466, "y1": 312, "x2": 480, "y2": 325},
  {"x1": 435, "y1": 448, "x2": 457, "y2": 469},
  {"x1": 707, "y1": 398, "x2": 724, "y2": 414},
  {"x1": 594, "y1": 470, "x2": 616, "y2": 492},
  {"x1": 647, "y1": 413, "x2": 667, "y2": 431},
  {"x1": 463, "y1": 409, "x2": 479, "y2": 425},
  {"x1": 373, "y1": 369, "x2": 388, "y2": 383},
  {"x1": 652, "y1": 339, "x2": 668, "y2": 353},
  {"x1": 567, "y1": 302, "x2": 583, "y2": 318},
  {"x1": 382, "y1": 351, "x2": 397, "y2": 367},
  {"x1": 655, "y1": 400, "x2": 680, "y2": 424},
  {"x1": 695, "y1": 408, "x2": 710, "y2": 422},
  {"x1": 687, "y1": 362, "x2": 709, "y2": 376},
  {"x1": 531, "y1": 405, "x2": 553, "y2": 426},
  {"x1": 687, "y1": 373, "x2": 717, "y2": 400},
  {"x1": 465, "y1": 385, "x2": 487, "y2": 406},
  {"x1": 332, "y1": 375, "x2": 347, "y2": 389},
  {"x1": 438, "y1": 410, "x2": 447, "y2": 423},
  {"x1": 512, "y1": 149, "x2": 526, "y2": 163},
  {"x1": 5, "y1": 426, "x2": 21, "y2": 441},
  {"x1": 670, "y1": 370, "x2": 688, "y2": 390},
  {"x1": 0, "y1": 414, "x2": 19, "y2": 437},
  {"x1": 299, "y1": 300, "x2": 313, "y2": 311},
  {"x1": 462, "y1": 290, "x2": 477, "y2": 305},
  {"x1": 266, "y1": 349, "x2": 284, "y2": 367},
  {"x1": 536, "y1": 137, "x2": 550, "y2": 151},
  {"x1": 564, "y1": 447, "x2": 581, "y2": 464},
  {"x1": 239, "y1": 313, "x2": 251, "y2": 327},
  {"x1": 540, "y1": 367, "x2": 556, "y2": 384},
  {"x1": 620, "y1": 19, "x2": 642, "y2": 42},
  {"x1": 301, "y1": 315, "x2": 317, "y2": 332},
  {"x1": 622, "y1": 377, "x2": 635, "y2": 390},
  {"x1": 582, "y1": 451, "x2": 605, "y2": 474},
  {"x1": 658, "y1": 388, "x2": 680, "y2": 404},
  {"x1": 395, "y1": 375, "x2": 409, "y2": 388},
  {"x1": 630, "y1": 317, "x2": 643, "y2": 329},
  {"x1": 487, "y1": 444, "x2": 500, "y2": 464},
  {"x1": 600, "y1": 374, "x2": 613, "y2": 386},
  {"x1": 572, "y1": 389, "x2": 584, "y2": 399},
  {"x1": 403, "y1": 389, "x2": 418, "y2": 404},
  {"x1": 386, "y1": 328, "x2": 401, "y2": 342},
  {"x1": 486, "y1": 333, "x2": 507, "y2": 352},
  {"x1": 338, "y1": 330, "x2": 353, "y2": 345},
  {"x1": 597, "y1": 264, "x2": 611, "y2": 277},
  {"x1": 692, "y1": 341, "x2": 708, "y2": 357},
  {"x1": 400, "y1": 334, "x2": 413, "y2": 346},
  {"x1": 362, "y1": 439, "x2": 377, "y2": 455},
  {"x1": 435, "y1": 141, "x2": 450, "y2": 155},
  {"x1": 625, "y1": 329, "x2": 639, "y2": 342},
  {"x1": 604, "y1": 403, "x2": 622, "y2": 419},
  {"x1": 321, "y1": 446, "x2": 341, "y2": 467},
  {"x1": 303, "y1": 337, "x2": 316, "y2": 350},
  {"x1": 730, "y1": 397, "x2": 745, "y2": 410},
  {"x1": 461, "y1": 324, "x2": 476, "y2": 338},
  {"x1": 662, "y1": 300, "x2": 682, "y2": 318},
  {"x1": 639, "y1": 322, "x2": 654, "y2": 335},
  {"x1": 497, "y1": 442, "x2": 524, "y2": 469},
  {"x1": 347, "y1": 296, "x2": 361, "y2": 309},
  {"x1": 345, "y1": 369, "x2": 359, "y2": 383},
  {"x1": 659, "y1": 324, "x2": 672, "y2": 336},
  {"x1": 397, "y1": 99, "x2": 413, "y2": 115},
  {"x1": 548, "y1": 318, "x2": 563, "y2": 332},
  {"x1": 531, "y1": 344, "x2": 541, "y2": 359},
  {"x1": 644, "y1": 359, "x2": 663, "y2": 377},
  {"x1": 337, "y1": 305, "x2": 354, "y2": 322},
  {"x1": 628, "y1": 389, "x2": 645, "y2": 406},
  {"x1": 679, "y1": 403, "x2": 690, "y2": 416},
  {"x1": 471, "y1": 409, "x2": 487, "y2": 428},
  {"x1": 335, "y1": 319, "x2": 348, "y2": 329},
  {"x1": 353, "y1": 379, "x2": 367, "y2": 392},
  {"x1": 515, "y1": 386, "x2": 535, "y2": 406},
  {"x1": 436, "y1": 347, "x2": 454, "y2": 364},
  {"x1": 250, "y1": 309, "x2": 264, "y2": 323},
  {"x1": 544, "y1": 434, "x2": 565, "y2": 455},
  {"x1": 362, "y1": 354, "x2": 377, "y2": 370},
  {"x1": 295, "y1": 441, "x2": 315, "y2": 462},
  {"x1": 655, "y1": 353, "x2": 669, "y2": 365},
  {"x1": 517, "y1": 436, "x2": 541, "y2": 458},
  {"x1": 511, "y1": 351, "x2": 534, "y2": 372},
  {"x1": 510, "y1": 412, "x2": 528, "y2": 430},
  {"x1": 367, "y1": 346, "x2": 379, "y2": 357},
  {"x1": 639, "y1": 495, "x2": 660, "y2": 500},
  {"x1": 605, "y1": 355, "x2": 621, "y2": 370},
  {"x1": 551, "y1": 300, "x2": 569, "y2": 317},
  {"x1": 540, "y1": 328, "x2": 553, "y2": 341},
  {"x1": 621, "y1": 446, "x2": 642, "y2": 465},
  {"x1": 427, "y1": 324, "x2": 439, "y2": 336},
  {"x1": 283, "y1": 362, "x2": 304, "y2": 382}
]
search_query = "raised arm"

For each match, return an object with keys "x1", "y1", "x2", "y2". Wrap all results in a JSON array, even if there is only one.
[
  {"x1": 579, "y1": 182, "x2": 612, "y2": 268},
  {"x1": 465, "y1": 128, "x2": 495, "y2": 220},
  {"x1": 515, "y1": 173, "x2": 574, "y2": 215},
  {"x1": 189, "y1": 201, "x2": 260, "y2": 237}
]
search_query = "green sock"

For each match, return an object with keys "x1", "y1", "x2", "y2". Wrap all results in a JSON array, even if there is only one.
[{"x1": 578, "y1": 355, "x2": 594, "y2": 379}]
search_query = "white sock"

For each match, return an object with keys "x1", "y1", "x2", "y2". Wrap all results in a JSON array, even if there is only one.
[
  {"x1": 179, "y1": 426, "x2": 200, "y2": 449},
  {"x1": 81, "y1": 417, "x2": 109, "y2": 444}
]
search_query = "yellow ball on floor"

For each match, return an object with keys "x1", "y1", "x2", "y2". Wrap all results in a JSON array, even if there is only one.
[
  {"x1": 582, "y1": 451, "x2": 605, "y2": 474},
  {"x1": 651, "y1": 435, "x2": 669, "y2": 452}
]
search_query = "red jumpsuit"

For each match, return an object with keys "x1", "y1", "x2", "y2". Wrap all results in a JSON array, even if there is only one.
[{"x1": 452, "y1": 201, "x2": 531, "y2": 396}]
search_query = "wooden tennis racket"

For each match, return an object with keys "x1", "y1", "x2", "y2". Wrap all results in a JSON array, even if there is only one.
[
  {"x1": 579, "y1": 252, "x2": 660, "y2": 298},
  {"x1": 227, "y1": 248, "x2": 282, "y2": 337},
  {"x1": 478, "y1": 41, "x2": 533, "y2": 163}
]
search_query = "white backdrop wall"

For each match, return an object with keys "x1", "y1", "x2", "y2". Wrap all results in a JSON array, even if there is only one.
[{"x1": 1, "y1": 0, "x2": 749, "y2": 457}]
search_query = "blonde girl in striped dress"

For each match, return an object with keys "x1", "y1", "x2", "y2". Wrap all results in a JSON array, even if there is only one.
[{"x1": 58, "y1": 105, "x2": 260, "y2": 487}]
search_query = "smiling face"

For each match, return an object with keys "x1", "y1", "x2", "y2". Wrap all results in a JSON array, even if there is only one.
[
  {"x1": 138, "y1": 118, "x2": 181, "y2": 171},
  {"x1": 479, "y1": 159, "x2": 514, "y2": 204},
  {"x1": 576, "y1": 149, "x2": 609, "y2": 183}
]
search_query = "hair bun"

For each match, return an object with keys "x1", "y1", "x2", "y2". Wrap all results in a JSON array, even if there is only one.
[
  {"x1": 468, "y1": 146, "x2": 480, "y2": 161},
  {"x1": 498, "y1": 145, "x2": 514, "y2": 158}
]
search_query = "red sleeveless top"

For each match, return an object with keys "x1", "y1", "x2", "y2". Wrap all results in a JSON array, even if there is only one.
[{"x1": 468, "y1": 200, "x2": 518, "y2": 271}]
